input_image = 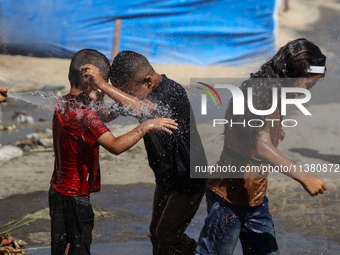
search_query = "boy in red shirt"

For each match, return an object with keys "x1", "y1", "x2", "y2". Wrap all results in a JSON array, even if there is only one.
[{"x1": 49, "y1": 49, "x2": 177, "y2": 255}]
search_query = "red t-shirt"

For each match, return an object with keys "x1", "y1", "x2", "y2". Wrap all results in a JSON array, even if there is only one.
[{"x1": 50, "y1": 93, "x2": 110, "y2": 196}]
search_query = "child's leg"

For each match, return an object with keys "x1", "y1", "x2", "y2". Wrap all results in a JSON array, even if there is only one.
[
  {"x1": 49, "y1": 186, "x2": 69, "y2": 255},
  {"x1": 196, "y1": 189, "x2": 241, "y2": 255},
  {"x1": 153, "y1": 188, "x2": 204, "y2": 255},
  {"x1": 48, "y1": 186, "x2": 94, "y2": 255},
  {"x1": 239, "y1": 196, "x2": 279, "y2": 255},
  {"x1": 68, "y1": 195, "x2": 94, "y2": 255},
  {"x1": 149, "y1": 184, "x2": 170, "y2": 255}
]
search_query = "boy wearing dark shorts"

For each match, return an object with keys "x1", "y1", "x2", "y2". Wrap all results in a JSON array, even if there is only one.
[
  {"x1": 49, "y1": 49, "x2": 177, "y2": 255},
  {"x1": 81, "y1": 50, "x2": 207, "y2": 255}
]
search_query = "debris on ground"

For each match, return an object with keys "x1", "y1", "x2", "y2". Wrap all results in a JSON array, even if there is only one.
[
  {"x1": 16, "y1": 131, "x2": 53, "y2": 152},
  {"x1": 11, "y1": 112, "x2": 34, "y2": 124},
  {"x1": 0, "y1": 234, "x2": 27, "y2": 255}
]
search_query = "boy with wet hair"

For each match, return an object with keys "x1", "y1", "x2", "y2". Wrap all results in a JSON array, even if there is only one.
[
  {"x1": 81, "y1": 50, "x2": 207, "y2": 255},
  {"x1": 196, "y1": 38, "x2": 327, "y2": 255},
  {"x1": 50, "y1": 49, "x2": 178, "y2": 255}
]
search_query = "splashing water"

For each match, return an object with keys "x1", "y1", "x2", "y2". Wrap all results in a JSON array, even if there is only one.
[
  {"x1": 7, "y1": 91, "x2": 174, "y2": 124},
  {"x1": 8, "y1": 91, "x2": 59, "y2": 111}
]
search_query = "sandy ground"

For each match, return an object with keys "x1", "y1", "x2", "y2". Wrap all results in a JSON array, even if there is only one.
[{"x1": 0, "y1": 0, "x2": 339, "y2": 254}]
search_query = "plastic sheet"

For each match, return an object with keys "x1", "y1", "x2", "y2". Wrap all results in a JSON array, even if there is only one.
[{"x1": 0, "y1": 0, "x2": 276, "y2": 65}]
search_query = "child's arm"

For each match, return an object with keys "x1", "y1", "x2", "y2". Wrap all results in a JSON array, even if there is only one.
[
  {"x1": 81, "y1": 64, "x2": 155, "y2": 115},
  {"x1": 97, "y1": 118, "x2": 177, "y2": 155},
  {"x1": 255, "y1": 131, "x2": 327, "y2": 196}
]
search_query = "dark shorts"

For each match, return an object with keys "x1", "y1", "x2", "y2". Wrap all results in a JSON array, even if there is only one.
[
  {"x1": 48, "y1": 186, "x2": 94, "y2": 255},
  {"x1": 150, "y1": 184, "x2": 204, "y2": 255}
]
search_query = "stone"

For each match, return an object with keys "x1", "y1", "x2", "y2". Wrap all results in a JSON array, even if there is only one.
[{"x1": 0, "y1": 145, "x2": 23, "y2": 162}]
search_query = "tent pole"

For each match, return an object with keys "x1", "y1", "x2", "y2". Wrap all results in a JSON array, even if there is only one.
[{"x1": 112, "y1": 19, "x2": 122, "y2": 61}]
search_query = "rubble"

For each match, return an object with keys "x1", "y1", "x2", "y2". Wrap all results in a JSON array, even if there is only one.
[
  {"x1": 0, "y1": 125, "x2": 16, "y2": 132},
  {"x1": 11, "y1": 112, "x2": 34, "y2": 124},
  {"x1": 0, "y1": 234, "x2": 27, "y2": 255},
  {"x1": 16, "y1": 132, "x2": 53, "y2": 152}
]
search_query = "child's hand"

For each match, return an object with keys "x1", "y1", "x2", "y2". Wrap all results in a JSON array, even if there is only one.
[
  {"x1": 141, "y1": 118, "x2": 178, "y2": 134},
  {"x1": 0, "y1": 86, "x2": 8, "y2": 103},
  {"x1": 299, "y1": 177, "x2": 327, "y2": 196},
  {"x1": 80, "y1": 64, "x2": 106, "y2": 88}
]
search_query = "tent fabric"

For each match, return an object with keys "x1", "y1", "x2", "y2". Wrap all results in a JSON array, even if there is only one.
[{"x1": 0, "y1": 0, "x2": 276, "y2": 65}]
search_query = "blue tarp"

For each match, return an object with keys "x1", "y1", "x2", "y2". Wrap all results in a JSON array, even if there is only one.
[{"x1": 0, "y1": 0, "x2": 276, "y2": 65}]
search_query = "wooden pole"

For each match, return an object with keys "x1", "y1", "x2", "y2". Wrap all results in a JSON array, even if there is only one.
[{"x1": 112, "y1": 19, "x2": 122, "y2": 61}]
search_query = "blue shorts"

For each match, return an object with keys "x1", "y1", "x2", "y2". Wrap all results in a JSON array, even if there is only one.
[{"x1": 196, "y1": 189, "x2": 279, "y2": 255}]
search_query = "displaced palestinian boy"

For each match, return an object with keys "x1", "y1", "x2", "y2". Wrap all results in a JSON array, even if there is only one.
[
  {"x1": 81, "y1": 50, "x2": 207, "y2": 255},
  {"x1": 49, "y1": 49, "x2": 178, "y2": 255}
]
